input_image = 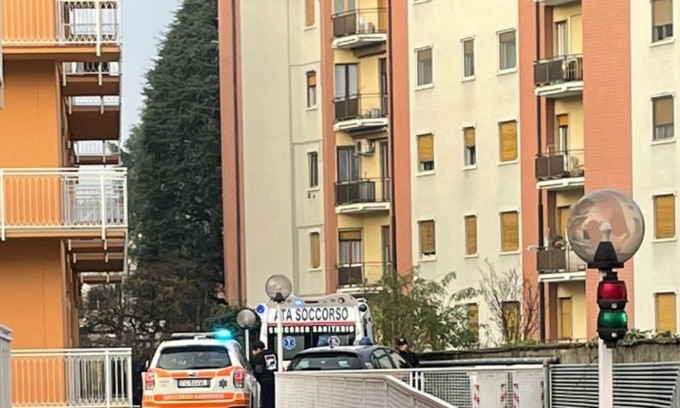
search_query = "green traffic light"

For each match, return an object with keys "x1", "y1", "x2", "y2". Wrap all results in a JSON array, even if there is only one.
[{"x1": 598, "y1": 310, "x2": 628, "y2": 328}]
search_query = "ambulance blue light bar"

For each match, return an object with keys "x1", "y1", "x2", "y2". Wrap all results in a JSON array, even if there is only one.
[{"x1": 170, "y1": 331, "x2": 233, "y2": 340}]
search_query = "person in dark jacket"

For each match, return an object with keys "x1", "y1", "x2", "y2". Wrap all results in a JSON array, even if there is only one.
[
  {"x1": 396, "y1": 337, "x2": 420, "y2": 368},
  {"x1": 251, "y1": 341, "x2": 278, "y2": 408}
]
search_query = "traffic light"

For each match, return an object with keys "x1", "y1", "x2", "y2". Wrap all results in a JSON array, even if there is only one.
[{"x1": 597, "y1": 273, "x2": 628, "y2": 347}]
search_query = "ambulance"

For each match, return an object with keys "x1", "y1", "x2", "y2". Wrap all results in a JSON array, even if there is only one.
[
  {"x1": 254, "y1": 293, "x2": 374, "y2": 365},
  {"x1": 141, "y1": 331, "x2": 259, "y2": 408}
]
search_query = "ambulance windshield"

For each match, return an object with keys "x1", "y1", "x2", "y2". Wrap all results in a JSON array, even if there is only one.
[{"x1": 156, "y1": 345, "x2": 232, "y2": 370}]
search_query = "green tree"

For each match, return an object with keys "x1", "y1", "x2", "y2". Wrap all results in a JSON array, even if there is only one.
[{"x1": 368, "y1": 268, "x2": 478, "y2": 351}]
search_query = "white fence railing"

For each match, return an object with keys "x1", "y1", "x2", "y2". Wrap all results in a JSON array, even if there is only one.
[
  {"x1": 0, "y1": 168, "x2": 128, "y2": 240},
  {"x1": 10, "y1": 348, "x2": 132, "y2": 408},
  {"x1": 278, "y1": 365, "x2": 547, "y2": 408},
  {"x1": 0, "y1": 326, "x2": 12, "y2": 408},
  {"x1": 74, "y1": 141, "x2": 120, "y2": 157},
  {"x1": 2, "y1": 0, "x2": 121, "y2": 53}
]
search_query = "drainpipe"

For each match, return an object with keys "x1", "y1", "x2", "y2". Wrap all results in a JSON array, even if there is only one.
[
  {"x1": 231, "y1": 0, "x2": 243, "y2": 306},
  {"x1": 535, "y1": 0, "x2": 546, "y2": 342},
  {"x1": 386, "y1": 4, "x2": 398, "y2": 274}
]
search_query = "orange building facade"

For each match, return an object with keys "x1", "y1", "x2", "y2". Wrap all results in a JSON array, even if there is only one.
[{"x1": 0, "y1": 0, "x2": 127, "y2": 349}]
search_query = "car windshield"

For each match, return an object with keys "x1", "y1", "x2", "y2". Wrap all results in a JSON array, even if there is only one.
[
  {"x1": 287, "y1": 352, "x2": 363, "y2": 371},
  {"x1": 156, "y1": 345, "x2": 232, "y2": 370}
]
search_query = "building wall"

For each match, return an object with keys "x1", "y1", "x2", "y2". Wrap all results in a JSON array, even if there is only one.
[
  {"x1": 408, "y1": 0, "x2": 521, "y2": 345},
  {"x1": 630, "y1": 0, "x2": 680, "y2": 332},
  {"x1": 0, "y1": 239, "x2": 67, "y2": 348}
]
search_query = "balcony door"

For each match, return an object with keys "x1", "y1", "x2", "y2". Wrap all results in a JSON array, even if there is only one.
[
  {"x1": 556, "y1": 114, "x2": 569, "y2": 152},
  {"x1": 381, "y1": 225, "x2": 391, "y2": 269},
  {"x1": 380, "y1": 141, "x2": 389, "y2": 200},
  {"x1": 379, "y1": 58, "x2": 388, "y2": 115},
  {"x1": 334, "y1": 0, "x2": 356, "y2": 13},
  {"x1": 338, "y1": 230, "x2": 363, "y2": 286},
  {"x1": 557, "y1": 205, "x2": 571, "y2": 238},
  {"x1": 337, "y1": 146, "x2": 360, "y2": 183},
  {"x1": 335, "y1": 64, "x2": 359, "y2": 120},
  {"x1": 554, "y1": 20, "x2": 568, "y2": 57}
]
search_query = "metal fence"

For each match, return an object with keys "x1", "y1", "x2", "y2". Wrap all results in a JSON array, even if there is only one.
[
  {"x1": 0, "y1": 326, "x2": 12, "y2": 408},
  {"x1": 10, "y1": 348, "x2": 133, "y2": 408}
]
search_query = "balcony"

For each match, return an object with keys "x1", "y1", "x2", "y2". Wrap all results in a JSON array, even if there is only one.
[
  {"x1": 535, "y1": 149, "x2": 585, "y2": 190},
  {"x1": 1, "y1": 0, "x2": 122, "y2": 60},
  {"x1": 537, "y1": 247, "x2": 587, "y2": 282},
  {"x1": 67, "y1": 96, "x2": 120, "y2": 141},
  {"x1": 334, "y1": 94, "x2": 388, "y2": 133},
  {"x1": 61, "y1": 62, "x2": 120, "y2": 97},
  {"x1": 534, "y1": 54, "x2": 583, "y2": 98},
  {"x1": 538, "y1": 0, "x2": 580, "y2": 6},
  {"x1": 73, "y1": 141, "x2": 120, "y2": 166},
  {"x1": 332, "y1": 8, "x2": 387, "y2": 50},
  {"x1": 335, "y1": 178, "x2": 390, "y2": 214},
  {"x1": 69, "y1": 238, "x2": 126, "y2": 275},
  {"x1": 337, "y1": 262, "x2": 390, "y2": 292},
  {"x1": 0, "y1": 168, "x2": 127, "y2": 240}
]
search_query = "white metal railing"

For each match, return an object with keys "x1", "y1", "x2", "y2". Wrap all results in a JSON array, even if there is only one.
[
  {"x1": 0, "y1": 326, "x2": 12, "y2": 408},
  {"x1": 279, "y1": 365, "x2": 547, "y2": 408},
  {"x1": 2, "y1": 0, "x2": 122, "y2": 54},
  {"x1": 277, "y1": 372, "x2": 454, "y2": 408},
  {"x1": 0, "y1": 168, "x2": 128, "y2": 240},
  {"x1": 67, "y1": 96, "x2": 120, "y2": 113},
  {"x1": 63, "y1": 62, "x2": 120, "y2": 76},
  {"x1": 10, "y1": 348, "x2": 132, "y2": 408},
  {"x1": 74, "y1": 141, "x2": 120, "y2": 157}
]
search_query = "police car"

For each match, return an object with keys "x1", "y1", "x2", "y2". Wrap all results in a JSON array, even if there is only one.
[
  {"x1": 286, "y1": 343, "x2": 412, "y2": 371},
  {"x1": 141, "y1": 331, "x2": 259, "y2": 408}
]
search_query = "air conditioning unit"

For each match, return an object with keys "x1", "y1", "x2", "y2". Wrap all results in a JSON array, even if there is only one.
[{"x1": 355, "y1": 139, "x2": 375, "y2": 156}]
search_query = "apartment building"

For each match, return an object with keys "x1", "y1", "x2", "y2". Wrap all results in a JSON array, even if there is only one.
[{"x1": 0, "y1": 0, "x2": 127, "y2": 348}]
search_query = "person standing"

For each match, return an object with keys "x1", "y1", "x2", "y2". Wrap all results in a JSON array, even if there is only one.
[
  {"x1": 251, "y1": 341, "x2": 278, "y2": 408},
  {"x1": 396, "y1": 337, "x2": 420, "y2": 368}
]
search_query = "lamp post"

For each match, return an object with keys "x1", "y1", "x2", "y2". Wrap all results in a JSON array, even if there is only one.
[
  {"x1": 236, "y1": 308, "x2": 258, "y2": 361},
  {"x1": 567, "y1": 189, "x2": 645, "y2": 408},
  {"x1": 264, "y1": 274, "x2": 292, "y2": 372}
]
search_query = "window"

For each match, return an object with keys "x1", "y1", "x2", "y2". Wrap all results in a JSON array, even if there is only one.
[
  {"x1": 417, "y1": 134, "x2": 435, "y2": 172},
  {"x1": 335, "y1": 64, "x2": 358, "y2": 120},
  {"x1": 652, "y1": 0, "x2": 673, "y2": 42},
  {"x1": 653, "y1": 96, "x2": 674, "y2": 140},
  {"x1": 337, "y1": 146, "x2": 359, "y2": 182},
  {"x1": 501, "y1": 301, "x2": 520, "y2": 342},
  {"x1": 418, "y1": 220, "x2": 436, "y2": 257},
  {"x1": 308, "y1": 152, "x2": 319, "y2": 188},
  {"x1": 305, "y1": 0, "x2": 315, "y2": 27},
  {"x1": 554, "y1": 21, "x2": 568, "y2": 56},
  {"x1": 310, "y1": 232, "x2": 321, "y2": 269},
  {"x1": 498, "y1": 30, "x2": 517, "y2": 71},
  {"x1": 338, "y1": 230, "x2": 362, "y2": 266},
  {"x1": 556, "y1": 114, "x2": 569, "y2": 151},
  {"x1": 334, "y1": 0, "x2": 357, "y2": 13},
  {"x1": 654, "y1": 194, "x2": 676, "y2": 239},
  {"x1": 656, "y1": 293, "x2": 677, "y2": 333},
  {"x1": 416, "y1": 47, "x2": 433, "y2": 86},
  {"x1": 388, "y1": 350, "x2": 410, "y2": 369},
  {"x1": 466, "y1": 303, "x2": 479, "y2": 337},
  {"x1": 306, "y1": 71, "x2": 317, "y2": 108},
  {"x1": 463, "y1": 39, "x2": 475, "y2": 77},
  {"x1": 559, "y1": 297, "x2": 573, "y2": 339},
  {"x1": 464, "y1": 127, "x2": 476, "y2": 166},
  {"x1": 499, "y1": 121, "x2": 518, "y2": 162},
  {"x1": 157, "y1": 346, "x2": 231, "y2": 370},
  {"x1": 464, "y1": 215, "x2": 477, "y2": 255},
  {"x1": 500, "y1": 211, "x2": 520, "y2": 252}
]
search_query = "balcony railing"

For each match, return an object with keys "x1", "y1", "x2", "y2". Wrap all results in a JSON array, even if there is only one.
[
  {"x1": 537, "y1": 247, "x2": 587, "y2": 274},
  {"x1": 337, "y1": 262, "x2": 391, "y2": 288},
  {"x1": 332, "y1": 8, "x2": 387, "y2": 38},
  {"x1": 2, "y1": 0, "x2": 122, "y2": 52},
  {"x1": 534, "y1": 54, "x2": 583, "y2": 87},
  {"x1": 334, "y1": 93, "x2": 388, "y2": 123},
  {"x1": 335, "y1": 178, "x2": 390, "y2": 207},
  {"x1": 0, "y1": 168, "x2": 128, "y2": 240},
  {"x1": 63, "y1": 61, "x2": 120, "y2": 76},
  {"x1": 10, "y1": 348, "x2": 132, "y2": 408},
  {"x1": 535, "y1": 149, "x2": 585, "y2": 180},
  {"x1": 74, "y1": 141, "x2": 120, "y2": 156}
]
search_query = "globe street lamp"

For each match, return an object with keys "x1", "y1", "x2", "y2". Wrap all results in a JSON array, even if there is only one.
[
  {"x1": 236, "y1": 308, "x2": 258, "y2": 361},
  {"x1": 265, "y1": 274, "x2": 293, "y2": 372},
  {"x1": 567, "y1": 189, "x2": 645, "y2": 408}
]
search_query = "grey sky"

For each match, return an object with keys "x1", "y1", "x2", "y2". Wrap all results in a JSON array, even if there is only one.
[{"x1": 121, "y1": 0, "x2": 183, "y2": 141}]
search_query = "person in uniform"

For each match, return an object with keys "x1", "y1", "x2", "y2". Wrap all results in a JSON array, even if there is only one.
[
  {"x1": 251, "y1": 341, "x2": 278, "y2": 408},
  {"x1": 396, "y1": 337, "x2": 420, "y2": 368}
]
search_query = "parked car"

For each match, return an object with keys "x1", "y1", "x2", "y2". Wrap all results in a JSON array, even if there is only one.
[{"x1": 286, "y1": 345, "x2": 412, "y2": 371}]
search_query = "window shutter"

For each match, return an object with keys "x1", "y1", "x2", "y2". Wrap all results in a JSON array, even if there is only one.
[
  {"x1": 656, "y1": 293, "x2": 677, "y2": 333},
  {"x1": 418, "y1": 47, "x2": 432, "y2": 63},
  {"x1": 339, "y1": 229, "x2": 362, "y2": 241},
  {"x1": 556, "y1": 114, "x2": 569, "y2": 127},
  {"x1": 654, "y1": 195, "x2": 675, "y2": 239},
  {"x1": 464, "y1": 128, "x2": 475, "y2": 147},
  {"x1": 465, "y1": 216, "x2": 477, "y2": 255},
  {"x1": 419, "y1": 220, "x2": 436, "y2": 255},
  {"x1": 310, "y1": 232, "x2": 321, "y2": 269},
  {"x1": 653, "y1": 0, "x2": 673, "y2": 26},
  {"x1": 499, "y1": 121, "x2": 518, "y2": 162},
  {"x1": 464, "y1": 40, "x2": 473, "y2": 55},
  {"x1": 307, "y1": 72, "x2": 317, "y2": 87},
  {"x1": 559, "y1": 297, "x2": 573, "y2": 339},
  {"x1": 501, "y1": 211, "x2": 519, "y2": 252},
  {"x1": 467, "y1": 303, "x2": 479, "y2": 334},
  {"x1": 654, "y1": 97, "x2": 674, "y2": 126},
  {"x1": 417, "y1": 134, "x2": 434, "y2": 162},
  {"x1": 305, "y1": 0, "x2": 315, "y2": 27}
]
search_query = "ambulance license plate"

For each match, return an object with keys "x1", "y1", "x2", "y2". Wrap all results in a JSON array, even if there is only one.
[{"x1": 177, "y1": 379, "x2": 210, "y2": 388}]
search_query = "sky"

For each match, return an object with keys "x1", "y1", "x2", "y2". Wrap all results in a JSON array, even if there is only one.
[{"x1": 120, "y1": 0, "x2": 183, "y2": 141}]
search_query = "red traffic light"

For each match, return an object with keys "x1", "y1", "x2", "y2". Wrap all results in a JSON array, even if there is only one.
[{"x1": 597, "y1": 280, "x2": 628, "y2": 309}]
